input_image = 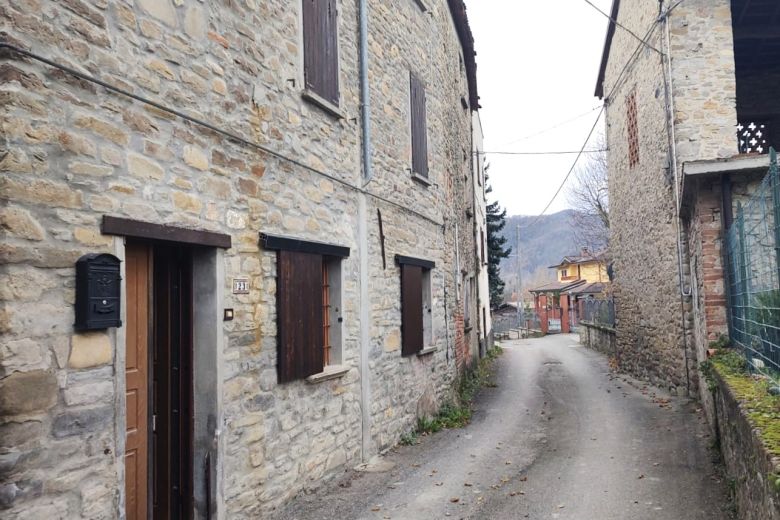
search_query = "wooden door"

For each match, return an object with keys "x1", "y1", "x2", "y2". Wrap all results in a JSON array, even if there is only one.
[{"x1": 125, "y1": 243, "x2": 151, "y2": 520}]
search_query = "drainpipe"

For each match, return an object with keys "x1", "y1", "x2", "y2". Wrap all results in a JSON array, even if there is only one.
[
  {"x1": 357, "y1": 0, "x2": 373, "y2": 462},
  {"x1": 359, "y1": 0, "x2": 372, "y2": 186},
  {"x1": 660, "y1": 2, "x2": 692, "y2": 395}
]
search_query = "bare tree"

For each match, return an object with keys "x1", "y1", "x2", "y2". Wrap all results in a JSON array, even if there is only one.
[{"x1": 567, "y1": 135, "x2": 609, "y2": 251}]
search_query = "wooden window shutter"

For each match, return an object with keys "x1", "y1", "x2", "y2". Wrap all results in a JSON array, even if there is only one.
[
  {"x1": 277, "y1": 250, "x2": 324, "y2": 382},
  {"x1": 410, "y1": 73, "x2": 429, "y2": 178},
  {"x1": 303, "y1": 0, "x2": 339, "y2": 105},
  {"x1": 401, "y1": 264, "x2": 424, "y2": 356}
]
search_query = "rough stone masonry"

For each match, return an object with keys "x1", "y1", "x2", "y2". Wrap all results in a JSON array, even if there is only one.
[{"x1": 0, "y1": 0, "x2": 483, "y2": 517}]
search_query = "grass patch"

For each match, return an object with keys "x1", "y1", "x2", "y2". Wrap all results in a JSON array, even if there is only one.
[{"x1": 404, "y1": 346, "x2": 503, "y2": 441}]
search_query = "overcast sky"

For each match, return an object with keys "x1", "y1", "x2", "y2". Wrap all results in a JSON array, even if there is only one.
[{"x1": 467, "y1": 0, "x2": 613, "y2": 217}]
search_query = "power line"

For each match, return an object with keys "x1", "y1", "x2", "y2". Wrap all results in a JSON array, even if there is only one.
[
  {"x1": 519, "y1": 18, "x2": 663, "y2": 229},
  {"x1": 519, "y1": 107, "x2": 605, "y2": 229},
  {"x1": 583, "y1": 0, "x2": 662, "y2": 54},
  {"x1": 476, "y1": 149, "x2": 607, "y2": 156},
  {"x1": 496, "y1": 104, "x2": 604, "y2": 147},
  {"x1": 0, "y1": 44, "x2": 444, "y2": 227}
]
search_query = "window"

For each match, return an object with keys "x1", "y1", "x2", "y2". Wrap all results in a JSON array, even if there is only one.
[
  {"x1": 410, "y1": 72, "x2": 429, "y2": 178},
  {"x1": 261, "y1": 234, "x2": 348, "y2": 383},
  {"x1": 303, "y1": 0, "x2": 339, "y2": 105},
  {"x1": 561, "y1": 269, "x2": 568, "y2": 278},
  {"x1": 626, "y1": 90, "x2": 639, "y2": 168},
  {"x1": 397, "y1": 256, "x2": 435, "y2": 355}
]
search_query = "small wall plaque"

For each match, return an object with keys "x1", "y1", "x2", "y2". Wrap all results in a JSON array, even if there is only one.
[{"x1": 232, "y1": 278, "x2": 250, "y2": 294}]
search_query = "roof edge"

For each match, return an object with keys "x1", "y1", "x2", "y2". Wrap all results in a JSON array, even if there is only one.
[
  {"x1": 447, "y1": 0, "x2": 480, "y2": 110},
  {"x1": 594, "y1": 0, "x2": 620, "y2": 99}
]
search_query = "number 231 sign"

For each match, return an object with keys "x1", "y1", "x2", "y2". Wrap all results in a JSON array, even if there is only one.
[{"x1": 233, "y1": 278, "x2": 250, "y2": 294}]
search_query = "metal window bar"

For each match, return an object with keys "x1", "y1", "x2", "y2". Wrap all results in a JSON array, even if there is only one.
[{"x1": 725, "y1": 148, "x2": 780, "y2": 384}]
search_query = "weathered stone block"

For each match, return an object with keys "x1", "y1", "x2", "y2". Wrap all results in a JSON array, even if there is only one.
[
  {"x1": 137, "y1": 0, "x2": 177, "y2": 27},
  {"x1": 0, "y1": 207, "x2": 45, "y2": 241},
  {"x1": 0, "y1": 370, "x2": 57, "y2": 415},
  {"x1": 183, "y1": 145, "x2": 208, "y2": 171},
  {"x1": 52, "y1": 406, "x2": 112, "y2": 438},
  {"x1": 69, "y1": 332, "x2": 112, "y2": 369},
  {"x1": 127, "y1": 153, "x2": 164, "y2": 180}
]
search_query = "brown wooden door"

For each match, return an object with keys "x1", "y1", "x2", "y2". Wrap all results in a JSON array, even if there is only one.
[{"x1": 125, "y1": 243, "x2": 151, "y2": 520}]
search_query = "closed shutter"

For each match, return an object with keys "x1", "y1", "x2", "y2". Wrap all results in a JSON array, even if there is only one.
[
  {"x1": 303, "y1": 0, "x2": 339, "y2": 104},
  {"x1": 401, "y1": 264, "x2": 424, "y2": 356},
  {"x1": 410, "y1": 73, "x2": 429, "y2": 177},
  {"x1": 277, "y1": 250, "x2": 324, "y2": 382}
]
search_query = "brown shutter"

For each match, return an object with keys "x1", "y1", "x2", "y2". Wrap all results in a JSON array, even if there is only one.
[
  {"x1": 303, "y1": 0, "x2": 339, "y2": 105},
  {"x1": 410, "y1": 73, "x2": 429, "y2": 178},
  {"x1": 278, "y1": 250, "x2": 324, "y2": 382},
  {"x1": 401, "y1": 264, "x2": 424, "y2": 356}
]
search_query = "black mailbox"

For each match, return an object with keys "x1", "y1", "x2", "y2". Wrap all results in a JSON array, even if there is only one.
[{"x1": 75, "y1": 253, "x2": 122, "y2": 330}]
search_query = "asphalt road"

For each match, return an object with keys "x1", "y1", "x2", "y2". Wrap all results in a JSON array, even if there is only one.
[{"x1": 277, "y1": 334, "x2": 732, "y2": 520}]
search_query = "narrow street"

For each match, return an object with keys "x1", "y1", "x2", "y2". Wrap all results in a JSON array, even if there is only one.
[{"x1": 278, "y1": 334, "x2": 731, "y2": 520}]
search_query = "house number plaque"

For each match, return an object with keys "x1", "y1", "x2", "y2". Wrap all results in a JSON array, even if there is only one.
[{"x1": 232, "y1": 278, "x2": 250, "y2": 294}]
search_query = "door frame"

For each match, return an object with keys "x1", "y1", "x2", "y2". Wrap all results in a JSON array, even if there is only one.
[{"x1": 109, "y1": 218, "x2": 230, "y2": 520}]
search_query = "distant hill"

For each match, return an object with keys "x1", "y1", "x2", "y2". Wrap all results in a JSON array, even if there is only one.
[{"x1": 497, "y1": 210, "x2": 594, "y2": 300}]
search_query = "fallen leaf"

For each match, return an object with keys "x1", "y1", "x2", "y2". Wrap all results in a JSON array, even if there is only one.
[
  {"x1": 450, "y1": 497, "x2": 460, "y2": 503},
  {"x1": 436, "y1": 482, "x2": 444, "y2": 487},
  {"x1": 464, "y1": 482, "x2": 473, "y2": 487},
  {"x1": 519, "y1": 476, "x2": 528, "y2": 482},
  {"x1": 371, "y1": 506, "x2": 381, "y2": 512}
]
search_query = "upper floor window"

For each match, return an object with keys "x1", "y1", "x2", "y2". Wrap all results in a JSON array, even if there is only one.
[
  {"x1": 626, "y1": 90, "x2": 639, "y2": 168},
  {"x1": 303, "y1": 0, "x2": 339, "y2": 105},
  {"x1": 410, "y1": 72, "x2": 429, "y2": 178}
]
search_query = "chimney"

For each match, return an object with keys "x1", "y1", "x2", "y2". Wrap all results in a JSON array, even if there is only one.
[{"x1": 581, "y1": 246, "x2": 589, "y2": 257}]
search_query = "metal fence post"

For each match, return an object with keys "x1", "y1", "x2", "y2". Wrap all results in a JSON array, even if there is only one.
[
  {"x1": 737, "y1": 201, "x2": 748, "y2": 345},
  {"x1": 771, "y1": 148, "x2": 780, "y2": 287}
]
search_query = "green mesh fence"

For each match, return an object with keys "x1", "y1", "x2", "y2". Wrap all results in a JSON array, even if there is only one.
[{"x1": 725, "y1": 148, "x2": 780, "y2": 383}]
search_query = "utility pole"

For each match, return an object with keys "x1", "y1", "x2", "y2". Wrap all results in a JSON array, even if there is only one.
[{"x1": 516, "y1": 224, "x2": 524, "y2": 336}]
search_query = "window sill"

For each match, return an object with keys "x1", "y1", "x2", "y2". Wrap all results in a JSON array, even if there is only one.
[
  {"x1": 302, "y1": 89, "x2": 346, "y2": 120},
  {"x1": 417, "y1": 346, "x2": 437, "y2": 357},
  {"x1": 411, "y1": 172, "x2": 431, "y2": 187},
  {"x1": 306, "y1": 364, "x2": 351, "y2": 384}
]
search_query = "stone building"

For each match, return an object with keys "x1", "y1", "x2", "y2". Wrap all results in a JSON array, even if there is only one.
[
  {"x1": 596, "y1": 0, "x2": 778, "y2": 398},
  {"x1": 0, "y1": 0, "x2": 484, "y2": 517}
]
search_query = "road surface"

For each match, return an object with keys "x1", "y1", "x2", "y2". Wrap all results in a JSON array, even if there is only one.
[{"x1": 277, "y1": 334, "x2": 732, "y2": 520}]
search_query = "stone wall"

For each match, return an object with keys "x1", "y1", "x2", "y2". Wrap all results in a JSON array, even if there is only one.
[
  {"x1": 578, "y1": 322, "x2": 617, "y2": 359},
  {"x1": 603, "y1": 0, "x2": 693, "y2": 395},
  {"x1": 0, "y1": 0, "x2": 477, "y2": 517},
  {"x1": 713, "y1": 370, "x2": 780, "y2": 520}
]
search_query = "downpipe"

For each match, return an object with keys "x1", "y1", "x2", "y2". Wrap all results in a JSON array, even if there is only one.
[
  {"x1": 357, "y1": 0, "x2": 373, "y2": 462},
  {"x1": 660, "y1": 2, "x2": 693, "y2": 395}
]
